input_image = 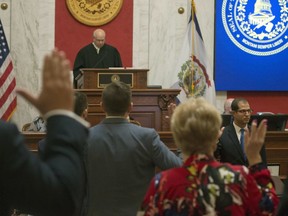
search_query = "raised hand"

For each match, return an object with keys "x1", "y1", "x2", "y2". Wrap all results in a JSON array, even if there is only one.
[
  {"x1": 16, "y1": 49, "x2": 74, "y2": 115},
  {"x1": 244, "y1": 119, "x2": 267, "y2": 166}
]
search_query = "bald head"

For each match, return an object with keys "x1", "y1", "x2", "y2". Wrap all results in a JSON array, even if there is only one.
[
  {"x1": 223, "y1": 98, "x2": 234, "y2": 114},
  {"x1": 93, "y1": 29, "x2": 106, "y2": 48}
]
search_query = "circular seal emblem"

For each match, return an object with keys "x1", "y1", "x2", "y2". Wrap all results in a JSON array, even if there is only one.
[
  {"x1": 66, "y1": 0, "x2": 123, "y2": 26},
  {"x1": 111, "y1": 74, "x2": 120, "y2": 82},
  {"x1": 222, "y1": 0, "x2": 288, "y2": 56}
]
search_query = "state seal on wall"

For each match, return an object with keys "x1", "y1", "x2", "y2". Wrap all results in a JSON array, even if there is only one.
[
  {"x1": 222, "y1": 0, "x2": 288, "y2": 56},
  {"x1": 66, "y1": 0, "x2": 123, "y2": 26}
]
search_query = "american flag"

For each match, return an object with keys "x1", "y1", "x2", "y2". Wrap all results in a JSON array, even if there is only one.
[{"x1": 0, "y1": 19, "x2": 16, "y2": 121}]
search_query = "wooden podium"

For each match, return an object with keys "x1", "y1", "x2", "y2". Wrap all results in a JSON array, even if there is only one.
[
  {"x1": 75, "y1": 68, "x2": 180, "y2": 131},
  {"x1": 76, "y1": 68, "x2": 149, "y2": 89}
]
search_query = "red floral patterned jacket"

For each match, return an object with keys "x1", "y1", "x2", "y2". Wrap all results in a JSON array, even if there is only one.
[{"x1": 142, "y1": 154, "x2": 279, "y2": 216}]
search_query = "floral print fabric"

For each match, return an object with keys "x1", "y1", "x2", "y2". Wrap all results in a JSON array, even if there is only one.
[{"x1": 142, "y1": 154, "x2": 279, "y2": 216}]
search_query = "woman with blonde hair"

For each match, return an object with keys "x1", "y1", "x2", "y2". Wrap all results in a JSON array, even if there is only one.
[{"x1": 142, "y1": 97, "x2": 279, "y2": 215}]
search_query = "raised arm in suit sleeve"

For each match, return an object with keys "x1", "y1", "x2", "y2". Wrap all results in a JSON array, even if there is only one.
[
  {"x1": 0, "y1": 115, "x2": 88, "y2": 216},
  {"x1": 150, "y1": 130, "x2": 182, "y2": 170}
]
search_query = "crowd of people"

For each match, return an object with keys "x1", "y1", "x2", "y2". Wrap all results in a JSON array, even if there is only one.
[{"x1": 1, "y1": 29, "x2": 287, "y2": 215}]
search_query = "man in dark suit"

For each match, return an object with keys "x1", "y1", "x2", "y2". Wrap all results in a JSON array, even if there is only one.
[
  {"x1": 86, "y1": 81, "x2": 182, "y2": 216},
  {"x1": 215, "y1": 98, "x2": 267, "y2": 166},
  {"x1": 0, "y1": 49, "x2": 89, "y2": 216}
]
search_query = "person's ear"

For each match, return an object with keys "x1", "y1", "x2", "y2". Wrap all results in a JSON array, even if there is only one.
[
  {"x1": 100, "y1": 101, "x2": 106, "y2": 112},
  {"x1": 218, "y1": 127, "x2": 224, "y2": 139},
  {"x1": 82, "y1": 108, "x2": 88, "y2": 120},
  {"x1": 128, "y1": 102, "x2": 133, "y2": 113}
]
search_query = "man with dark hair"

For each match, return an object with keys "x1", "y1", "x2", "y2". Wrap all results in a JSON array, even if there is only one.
[
  {"x1": 74, "y1": 91, "x2": 88, "y2": 119},
  {"x1": 86, "y1": 81, "x2": 182, "y2": 216},
  {"x1": 215, "y1": 98, "x2": 267, "y2": 166}
]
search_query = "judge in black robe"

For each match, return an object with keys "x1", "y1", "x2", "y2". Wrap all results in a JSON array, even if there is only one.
[{"x1": 73, "y1": 29, "x2": 122, "y2": 88}]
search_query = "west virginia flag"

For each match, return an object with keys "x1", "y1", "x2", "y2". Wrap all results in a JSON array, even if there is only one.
[{"x1": 171, "y1": 1, "x2": 216, "y2": 105}]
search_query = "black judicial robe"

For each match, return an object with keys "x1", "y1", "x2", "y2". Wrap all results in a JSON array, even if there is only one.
[{"x1": 73, "y1": 43, "x2": 122, "y2": 85}]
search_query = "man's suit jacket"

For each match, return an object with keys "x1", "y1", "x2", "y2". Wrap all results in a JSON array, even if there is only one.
[
  {"x1": 277, "y1": 180, "x2": 288, "y2": 216},
  {"x1": 215, "y1": 124, "x2": 267, "y2": 167},
  {"x1": 86, "y1": 118, "x2": 182, "y2": 216},
  {"x1": 0, "y1": 115, "x2": 88, "y2": 216}
]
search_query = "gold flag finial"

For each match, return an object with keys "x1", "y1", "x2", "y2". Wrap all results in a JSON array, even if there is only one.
[{"x1": 191, "y1": 0, "x2": 196, "y2": 13}]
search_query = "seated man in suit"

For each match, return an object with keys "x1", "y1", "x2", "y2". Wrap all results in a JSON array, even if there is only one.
[
  {"x1": 73, "y1": 91, "x2": 89, "y2": 119},
  {"x1": 86, "y1": 81, "x2": 182, "y2": 216},
  {"x1": 215, "y1": 98, "x2": 267, "y2": 167},
  {"x1": 0, "y1": 49, "x2": 89, "y2": 216}
]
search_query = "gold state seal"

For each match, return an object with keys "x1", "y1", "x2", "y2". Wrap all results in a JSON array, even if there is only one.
[{"x1": 66, "y1": 0, "x2": 123, "y2": 26}]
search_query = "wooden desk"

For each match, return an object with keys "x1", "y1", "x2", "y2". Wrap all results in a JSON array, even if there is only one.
[
  {"x1": 23, "y1": 131, "x2": 288, "y2": 178},
  {"x1": 78, "y1": 89, "x2": 180, "y2": 131},
  {"x1": 23, "y1": 132, "x2": 43, "y2": 154},
  {"x1": 265, "y1": 131, "x2": 288, "y2": 179}
]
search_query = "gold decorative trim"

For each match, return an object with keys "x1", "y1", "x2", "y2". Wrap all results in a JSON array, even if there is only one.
[{"x1": 66, "y1": 0, "x2": 123, "y2": 26}]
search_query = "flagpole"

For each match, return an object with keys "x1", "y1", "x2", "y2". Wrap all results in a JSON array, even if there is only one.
[
  {"x1": 172, "y1": 0, "x2": 215, "y2": 104},
  {"x1": 190, "y1": 0, "x2": 195, "y2": 96}
]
